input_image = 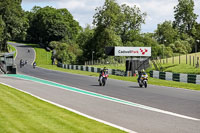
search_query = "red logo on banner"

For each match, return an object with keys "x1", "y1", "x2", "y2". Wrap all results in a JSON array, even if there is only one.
[{"x1": 140, "y1": 48, "x2": 148, "y2": 55}]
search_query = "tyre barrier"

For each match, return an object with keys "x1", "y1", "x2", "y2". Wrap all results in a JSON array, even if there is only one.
[
  {"x1": 57, "y1": 63, "x2": 126, "y2": 77},
  {"x1": 150, "y1": 70, "x2": 200, "y2": 84}
]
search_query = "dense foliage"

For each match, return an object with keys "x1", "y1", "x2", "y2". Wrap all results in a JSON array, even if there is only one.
[
  {"x1": 26, "y1": 6, "x2": 81, "y2": 47},
  {"x1": 0, "y1": 0, "x2": 27, "y2": 51},
  {"x1": 0, "y1": 0, "x2": 199, "y2": 64},
  {"x1": 154, "y1": 0, "x2": 199, "y2": 55}
]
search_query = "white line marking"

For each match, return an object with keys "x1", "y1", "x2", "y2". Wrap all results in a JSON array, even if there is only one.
[{"x1": 0, "y1": 82, "x2": 135, "y2": 133}]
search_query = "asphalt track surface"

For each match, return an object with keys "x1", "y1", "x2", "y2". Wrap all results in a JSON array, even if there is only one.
[{"x1": 2, "y1": 42, "x2": 200, "y2": 133}]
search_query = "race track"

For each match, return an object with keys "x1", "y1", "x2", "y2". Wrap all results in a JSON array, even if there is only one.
[{"x1": 2, "y1": 42, "x2": 199, "y2": 133}]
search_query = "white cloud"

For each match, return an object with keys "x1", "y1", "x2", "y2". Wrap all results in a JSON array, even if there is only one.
[
  {"x1": 22, "y1": 0, "x2": 200, "y2": 33},
  {"x1": 22, "y1": 0, "x2": 55, "y2": 3},
  {"x1": 57, "y1": 1, "x2": 86, "y2": 10},
  {"x1": 119, "y1": 1, "x2": 141, "y2": 9}
]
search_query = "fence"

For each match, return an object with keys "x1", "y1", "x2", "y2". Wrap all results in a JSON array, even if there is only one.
[
  {"x1": 153, "y1": 53, "x2": 200, "y2": 67},
  {"x1": 57, "y1": 63, "x2": 127, "y2": 76},
  {"x1": 150, "y1": 70, "x2": 200, "y2": 84},
  {"x1": 85, "y1": 57, "x2": 126, "y2": 66}
]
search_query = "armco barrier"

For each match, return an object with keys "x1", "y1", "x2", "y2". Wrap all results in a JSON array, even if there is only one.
[
  {"x1": 150, "y1": 70, "x2": 200, "y2": 84},
  {"x1": 57, "y1": 63, "x2": 126, "y2": 77}
]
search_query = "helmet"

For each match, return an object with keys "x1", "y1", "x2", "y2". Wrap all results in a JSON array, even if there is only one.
[{"x1": 141, "y1": 69, "x2": 145, "y2": 72}]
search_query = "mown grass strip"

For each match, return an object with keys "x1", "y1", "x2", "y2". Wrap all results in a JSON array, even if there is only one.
[
  {"x1": 151, "y1": 52, "x2": 200, "y2": 74},
  {"x1": 0, "y1": 83, "x2": 126, "y2": 133},
  {"x1": 152, "y1": 63, "x2": 200, "y2": 74}
]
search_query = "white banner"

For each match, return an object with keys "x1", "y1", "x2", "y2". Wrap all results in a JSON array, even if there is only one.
[{"x1": 115, "y1": 47, "x2": 151, "y2": 56}]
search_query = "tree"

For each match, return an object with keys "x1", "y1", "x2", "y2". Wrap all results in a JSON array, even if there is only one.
[
  {"x1": 77, "y1": 25, "x2": 94, "y2": 49},
  {"x1": 0, "y1": 15, "x2": 5, "y2": 45},
  {"x1": 94, "y1": 27, "x2": 122, "y2": 58},
  {"x1": 0, "y1": 0, "x2": 24, "y2": 51},
  {"x1": 27, "y1": 6, "x2": 81, "y2": 47},
  {"x1": 173, "y1": 0, "x2": 198, "y2": 35},
  {"x1": 140, "y1": 33, "x2": 161, "y2": 57},
  {"x1": 92, "y1": 0, "x2": 122, "y2": 59},
  {"x1": 118, "y1": 4, "x2": 146, "y2": 43},
  {"x1": 93, "y1": 0, "x2": 121, "y2": 29},
  {"x1": 76, "y1": 25, "x2": 95, "y2": 63},
  {"x1": 93, "y1": 0, "x2": 146, "y2": 44},
  {"x1": 12, "y1": 11, "x2": 29, "y2": 42},
  {"x1": 155, "y1": 21, "x2": 179, "y2": 46},
  {"x1": 91, "y1": 0, "x2": 146, "y2": 59},
  {"x1": 170, "y1": 40, "x2": 192, "y2": 54},
  {"x1": 49, "y1": 41, "x2": 82, "y2": 64}
]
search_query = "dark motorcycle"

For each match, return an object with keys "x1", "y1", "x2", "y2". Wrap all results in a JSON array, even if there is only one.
[
  {"x1": 138, "y1": 73, "x2": 148, "y2": 88},
  {"x1": 20, "y1": 59, "x2": 24, "y2": 68},
  {"x1": 33, "y1": 62, "x2": 36, "y2": 69},
  {"x1": 99, "y1": 72, "x2": 108, "y2": 86}
]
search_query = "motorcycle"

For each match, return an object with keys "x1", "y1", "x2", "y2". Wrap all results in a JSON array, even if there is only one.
[
  {"x1": 20, "y1": 59, "x2": 24, "y2": 68},
  {"x1": 99, "y1": 72, "x2": 108, "y2": 86},
  {"x1": 138, "y1": 73, "x2": 148, "y2": 88},
  {"x1": 33, "y1": 62, "x2": 36, "y2": 69}
]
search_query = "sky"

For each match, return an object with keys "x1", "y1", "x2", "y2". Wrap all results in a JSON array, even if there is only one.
[{"x1": 21, "y1": 0, "x2": 200, "y2": 33}]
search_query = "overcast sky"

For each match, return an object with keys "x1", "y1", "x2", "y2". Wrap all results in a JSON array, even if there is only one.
[{"x1": 21, "y1": 0, "x2": 200, "y2": 33}]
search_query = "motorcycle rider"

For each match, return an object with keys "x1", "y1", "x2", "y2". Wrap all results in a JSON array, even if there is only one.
[
  {"x1": 33, "y1": 61, "x2": 36, "y2": 68},
  {"x1": 98, "y1": 67, "x2": 108, "y2": 81},
  {"x1": 137, "y1": 69, "x2": 146, "y2": 83},
  {"x1": 20, "y1": 59, "x2": 24, "y2": 68}
]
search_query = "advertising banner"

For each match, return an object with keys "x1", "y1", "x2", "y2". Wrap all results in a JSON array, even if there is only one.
[{"x1": 115, "y1": 47, "x2": 151, "y2": 56}]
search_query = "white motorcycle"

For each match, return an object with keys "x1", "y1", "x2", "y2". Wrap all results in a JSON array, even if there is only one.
[{"x1": 138, "y1": 73, "x2": 148, "y2": 88}]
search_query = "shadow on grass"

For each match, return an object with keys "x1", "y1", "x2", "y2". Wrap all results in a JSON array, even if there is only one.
[
  {"x1": 10, "y1": 41, "x2": 41, "y2": 48},
  {"x1": 162, "y1": 64, "x2": 178, "y2": 71},
  {"x1": 16, "y1": 45, "x2": 39, "y2": 48}
]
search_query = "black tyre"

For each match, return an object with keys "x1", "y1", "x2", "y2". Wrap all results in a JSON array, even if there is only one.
[
  {"x1": 144, "y1": 82, "x2": 147, "y2": 88},
  {"x1": 102, "y1": 78, "x2": 106, "y2": 86}
]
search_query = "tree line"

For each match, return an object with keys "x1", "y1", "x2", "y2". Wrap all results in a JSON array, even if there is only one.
[{"x1": 0, "y1": 0, "x2": 199, "y2": 64}]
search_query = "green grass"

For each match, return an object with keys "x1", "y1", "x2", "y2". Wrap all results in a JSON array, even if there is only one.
[
  {"x1": 157, "y1": 64, "x2": 200, "y2": 74},
  {"x1": 7, "y1": 44, "x2": 17, "y2": 57},
  {"x1": 22, "y1": 43, "x2": 52, "y2": 66},
  {"x1": 34, "y1": 47, "x2": 52, "y2": 66},
  {"x1": 153, "y1": 52, "x2": 200, "y2": 74},
  {"x1": 0, "y1": 84, "x2": 125, "y2": 133}
]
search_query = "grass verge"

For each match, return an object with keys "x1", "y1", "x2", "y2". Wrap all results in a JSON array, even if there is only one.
[
  {"x1": 0, "y1": 83, "x2": 125, "y2": 133},
  {"x1": 7, "y1": 44, "x2": 17, "y2": 57},
  {"x1": 156, "y1": 64, "x2": 200, "y2": 74},
  {"x1": 152, "y1": 52, "x2": 200, "y2": 74}
]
